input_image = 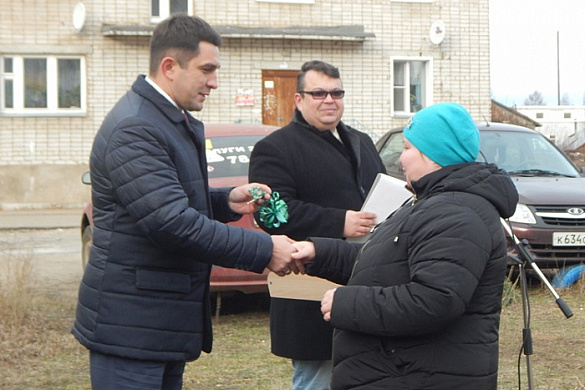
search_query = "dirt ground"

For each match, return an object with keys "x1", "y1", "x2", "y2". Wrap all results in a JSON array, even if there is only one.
[{"x1": 0, "y1": 227, "x2": 83, "y2": 297}]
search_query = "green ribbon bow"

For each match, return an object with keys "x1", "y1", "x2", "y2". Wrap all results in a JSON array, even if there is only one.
[{"x1": 248, "y1": 187, "x2": 288, "y2": 229}]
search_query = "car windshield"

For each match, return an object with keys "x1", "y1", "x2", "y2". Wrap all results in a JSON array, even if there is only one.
[
  {"x1": 205, "y1": 135, "x2": 262, "y2": 178},
  {"x1": 477, "y1": 131, "x2": 580, "y2": 177},
  {"x1": 378, "y1": 129, "x2": 581, "y2": 178}
]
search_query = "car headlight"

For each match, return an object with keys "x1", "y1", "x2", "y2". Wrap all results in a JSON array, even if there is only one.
[{"x1": 508, "y1": 203, "x2": 537, "y2": 224}]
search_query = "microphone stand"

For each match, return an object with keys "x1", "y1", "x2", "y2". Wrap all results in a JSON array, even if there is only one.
[{"x1": 501, "y1": 219, "x2": 573, "y2": 390}]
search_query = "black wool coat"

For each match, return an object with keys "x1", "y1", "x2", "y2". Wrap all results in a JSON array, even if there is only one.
[{"x1": 249, "y1": 109, "x2": 386, "y2": 360}]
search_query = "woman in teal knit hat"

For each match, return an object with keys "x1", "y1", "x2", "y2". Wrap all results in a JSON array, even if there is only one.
[{"x1": 292, "y1": 102, "x2": 518, "y2": 389}]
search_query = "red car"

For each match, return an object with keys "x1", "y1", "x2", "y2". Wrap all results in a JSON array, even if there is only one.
[{"x1": 81, "y1": 123, "x2": 278, "y2": 301}]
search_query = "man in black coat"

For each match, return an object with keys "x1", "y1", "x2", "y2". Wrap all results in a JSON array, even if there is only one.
[
  {"x1": 72, "y1": 15, "x2": 296, "y2": 390},
  {"x1": 249, "y1": 60, "x2": 386, "y2": 389}
]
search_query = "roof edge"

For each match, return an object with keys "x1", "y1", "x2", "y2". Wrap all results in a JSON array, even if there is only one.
[{"x1": 102, "y1": 24, "x2": 375, "y2": 41}]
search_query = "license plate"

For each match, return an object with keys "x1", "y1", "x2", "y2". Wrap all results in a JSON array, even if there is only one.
[{"x1": 552, "y1": 232, "x2": 585, "y2": 246}]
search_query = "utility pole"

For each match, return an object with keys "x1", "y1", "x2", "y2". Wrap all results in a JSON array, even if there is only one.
[{"x1": 557, "y1": 31, "x2": 561, "y2": 105}]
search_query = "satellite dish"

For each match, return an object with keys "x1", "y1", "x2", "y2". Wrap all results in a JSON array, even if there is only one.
[
  {"x1": 72, "y1": 2, "x2": 86, "y2": 33},
  {"x1": 429, "y1": 20, "x2": 446, "y2": 45}
]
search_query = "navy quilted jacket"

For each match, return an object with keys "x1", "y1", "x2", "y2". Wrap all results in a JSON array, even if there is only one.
[{"x1": 71, "y1": 75, "x2": 273, "y2": 362}]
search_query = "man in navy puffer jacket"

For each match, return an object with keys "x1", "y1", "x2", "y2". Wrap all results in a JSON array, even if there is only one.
[{"x1": 71, "y1": 15, "x2": 297, "y2": 390}]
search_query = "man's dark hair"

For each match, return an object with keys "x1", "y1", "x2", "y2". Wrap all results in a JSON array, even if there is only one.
[
  {"x1": 297, "y1": 60, "x2": 341, "y2": 91},
  {"x1": 149, "y1": 15, "x2": 222, "y2": 74}
]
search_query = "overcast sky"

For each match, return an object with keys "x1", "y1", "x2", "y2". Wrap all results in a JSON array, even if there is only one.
[{"x1": 489, "y1": 0, "x2": 585, "y2": 106}]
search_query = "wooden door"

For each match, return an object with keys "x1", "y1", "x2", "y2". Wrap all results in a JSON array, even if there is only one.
[{"x1": 262, "y1": 70, "x2": 298, "y2": 127}]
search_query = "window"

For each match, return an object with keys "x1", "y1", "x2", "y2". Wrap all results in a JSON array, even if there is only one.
[
  {"x1": 478, "y1": 130, "x2": 578, "y2": 176},
  {"x1": 206, "y1": 135, "x2": 262, "y2": 178},
  {"x1": 378, "y1": 131, "x2": 405, "y2": 176},
  {"x1": 151, "y1": 0, "x2": 191, "y2": 21},
  {"x1": 392, "y1": 58, "x2": 432, "y2": 116},
  {"x1": 256, "y1": 0, "x2": 315, "y2": 3},
  {"x1": 1, "y1": 55, "x2": 85, "y2": 116}
]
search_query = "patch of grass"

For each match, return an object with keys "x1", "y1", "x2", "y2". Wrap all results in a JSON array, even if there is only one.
[
  {"x1": 0, "y1": 244, "x2": 35, "y2": 327},
  {"x1": 184, "y1": 310, "x2": 292, "y2": 389},
  {"x1": 502, "y1": 266, "x2": 521, "y2": 306},
  {"x1": 1, "y1": 296, "x2": 90, "y2": 390},
  {"x1": 1, "y1": 259, "x2": 584, "y2": 389},
  {"x1": 497, "y1": 277, "x2": 585, "y2": 389}
]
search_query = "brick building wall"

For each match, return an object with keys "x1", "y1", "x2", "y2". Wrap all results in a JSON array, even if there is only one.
[{"x1": 0, "y1": 0, "x2": 490, "y2": 208}]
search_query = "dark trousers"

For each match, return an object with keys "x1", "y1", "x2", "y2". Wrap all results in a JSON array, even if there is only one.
[{"x1": 89, "y1": 351, "x2": 186, "y2": 390}]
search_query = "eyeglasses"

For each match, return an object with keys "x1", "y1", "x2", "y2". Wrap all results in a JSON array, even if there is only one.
[{"x1": 299, "y1": 90, "x2": 345, "y2": 100}]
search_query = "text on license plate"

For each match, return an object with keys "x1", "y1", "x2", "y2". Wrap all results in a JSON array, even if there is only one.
[{"x1": 552, "y1": 232, "x2": 585, "y2": 246}]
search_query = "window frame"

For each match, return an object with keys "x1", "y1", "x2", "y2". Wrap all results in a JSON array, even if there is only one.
[
  {"x1": 256, "y1": 0, "x2": 315, "y2": 3},
  {"x1": 391, "y1": 56, "x2": 433, "y2": 118},
  {"x1": 150, "y1": 0, "x2": 193, "y2": 23},
  {"x1": 390, "y1": 0, "x2": 433, "y2": 3},
  {"x1": 1, "y1": 55, "x2": 86, "y2": 117}
]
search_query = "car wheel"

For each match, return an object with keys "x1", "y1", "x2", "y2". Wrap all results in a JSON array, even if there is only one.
[{"x1": 82, "y1": 225, "x2": 92, "y2": 269}]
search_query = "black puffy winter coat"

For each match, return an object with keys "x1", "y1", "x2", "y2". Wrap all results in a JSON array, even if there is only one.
[
  {"x1": 71, "y1": 76, "x2": 273, "y2": 362},
  {"x1": 307, "y1": 163, "x2": 518, "y2": 389}
]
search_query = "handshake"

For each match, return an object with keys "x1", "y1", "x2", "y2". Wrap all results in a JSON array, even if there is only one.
[
  {"x1": 266, "y1": 235, "x2": 336, "y2": 322},
  {"x1": 237, "y1": 184, "x2": 376, "y2": 278},
  {"x1": 266, "y1": 236, "x2": 315, "y2": 277},
  {"x1": 262, "y1": 210, "x2": 378, "y2": 277},
  {"x1": 237, "y1": 183, "x2": 376, "y2": 278}
]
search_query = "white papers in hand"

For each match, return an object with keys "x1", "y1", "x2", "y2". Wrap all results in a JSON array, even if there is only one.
[{"x1": 348, "y1": 173, "x2": 412, "y2": 243}]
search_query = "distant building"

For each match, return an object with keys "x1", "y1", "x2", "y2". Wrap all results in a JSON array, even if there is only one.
[
  {"x1": 490, "y1": 99, "x2": 541, "y2": 130},
  {"x1": 515, "y1": 105, "x2": 585, "y2": 151}
]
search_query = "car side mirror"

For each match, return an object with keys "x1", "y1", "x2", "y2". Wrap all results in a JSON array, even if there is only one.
[{"x1": 81, "y1": 171, "x2": 91, "y2": 185}]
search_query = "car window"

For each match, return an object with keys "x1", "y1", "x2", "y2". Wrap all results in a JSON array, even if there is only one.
[
  {"x1": 378, "y1": 132, "x2": 404, "y2": 176},
  {"x1": 478, "y1": 131, "x2": 579, "y2": 177},
  {"x1": 206, "y1": 135, "x2": 262, "y2": 178},
  {"x1": 379, "y1": 128, "x2": 580, "y2": 179}
]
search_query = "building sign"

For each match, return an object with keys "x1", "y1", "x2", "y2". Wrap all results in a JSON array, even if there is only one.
[{"x1": 235, "y1": 89, "x2": 255, "y2": 106}]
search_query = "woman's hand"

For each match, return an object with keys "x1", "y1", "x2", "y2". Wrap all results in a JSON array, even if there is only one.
[
  {"x1": 321, "y1": 288, "x2": 337, "y2": 322},
  {"x1": 291, "y1": 241, "x2": 316, "y2": 266}
]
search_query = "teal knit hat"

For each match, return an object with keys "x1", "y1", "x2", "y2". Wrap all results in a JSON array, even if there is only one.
[{"x1": 403, "y1": 102, "x2": 479, "y2": 167}]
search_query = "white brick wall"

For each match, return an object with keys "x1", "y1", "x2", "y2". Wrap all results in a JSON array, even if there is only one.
[{"x1": 0, "y1": 0, "x2": 490, "y2": 206}]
